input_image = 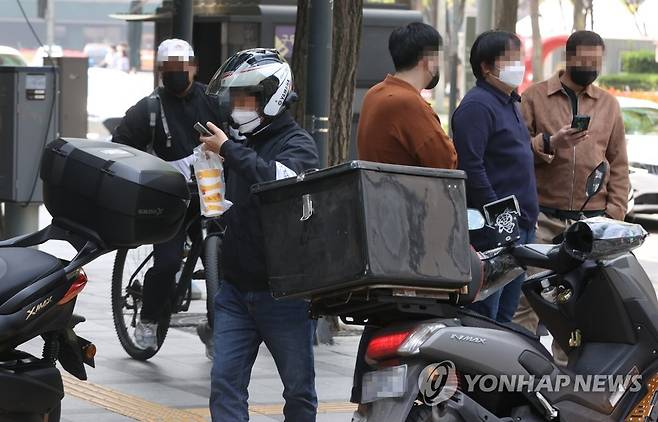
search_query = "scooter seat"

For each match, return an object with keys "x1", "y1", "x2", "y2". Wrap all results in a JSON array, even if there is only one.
[{"x1": 0, "y1": 248, "x2": 63, "y2": 305}]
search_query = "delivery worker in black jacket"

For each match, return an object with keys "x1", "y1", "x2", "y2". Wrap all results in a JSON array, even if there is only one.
[
  {"x1": 200, "y1": 49, "x2": 320, "y2": 422},
  {"x1": 112, "y1": 39, "x2": 222, "y2": 352}
]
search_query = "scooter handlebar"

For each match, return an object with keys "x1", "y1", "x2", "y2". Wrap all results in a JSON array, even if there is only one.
[{"x1": 471, "y1": 247, "x2": 525, "y2": 302}]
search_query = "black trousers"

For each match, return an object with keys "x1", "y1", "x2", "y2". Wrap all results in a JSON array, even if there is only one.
[{"x1": 141, "y1": 202, "x2": 201, "y2": 322}]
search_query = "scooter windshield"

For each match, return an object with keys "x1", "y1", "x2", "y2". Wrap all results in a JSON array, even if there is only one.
[{"x1": 563, "y1": 217, "x2": 648, "y2": 260}]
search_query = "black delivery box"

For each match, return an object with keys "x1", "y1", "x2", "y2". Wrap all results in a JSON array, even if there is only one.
[
  {"x1": 252, "y1": 161, "x2": 472, "y2": 299},
  {"x1": 41, "y1": 138, "x2": 189, "y2": 248}
]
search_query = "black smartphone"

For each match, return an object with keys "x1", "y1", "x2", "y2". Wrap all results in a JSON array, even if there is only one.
[
  {"x1": 571, "y1": 115, "x2": 591, "y2": 132},
  {"x1": 194, "y1": 122, "x2": 213, "y2": 136}
]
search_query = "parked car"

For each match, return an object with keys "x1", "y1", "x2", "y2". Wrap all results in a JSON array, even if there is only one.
[
  {"x1": 618, "y1": 96, "x2": 658, "y2": 215},
  {"x1": 0, "y1": 46, "x2": 27, "y2": 66}
]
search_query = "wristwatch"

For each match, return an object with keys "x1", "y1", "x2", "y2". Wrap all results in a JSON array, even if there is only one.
[{"x1": 543, "y1": 133, "x2": 552, "y2": 154}]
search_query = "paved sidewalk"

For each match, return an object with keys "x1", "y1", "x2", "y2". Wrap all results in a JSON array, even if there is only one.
[
  {"x1": 22, "y1": 207, "x2": 361, "y2": 421},
  {"x1": 17, "y1": 208, "x2": 658, "y2": 421}
]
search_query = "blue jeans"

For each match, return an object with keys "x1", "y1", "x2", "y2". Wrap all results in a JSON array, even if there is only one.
[
  {"x1": 210, "y1": 281, "x2": 317, "y2": 422},
  {"x1": 469, "y1": 227, "x2": 536, "y2": 323}
]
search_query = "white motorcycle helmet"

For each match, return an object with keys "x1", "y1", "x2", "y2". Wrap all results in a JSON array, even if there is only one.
[{"x1": 206, "y1": 48, "x2": 295, "y2": 135}]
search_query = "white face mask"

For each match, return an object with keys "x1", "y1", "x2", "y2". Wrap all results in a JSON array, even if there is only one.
[
  {"x1": 496, "y1": 61, "x2": 525, "y2": 88},
  {"x1": 231, "y1": 109, "x2": 261, "y2": 134}
]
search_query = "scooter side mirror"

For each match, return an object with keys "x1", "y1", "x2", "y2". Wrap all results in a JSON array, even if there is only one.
[
  {"x1": 577, "y1": 161, "x2": 609, "y2": 215},
  {"x1": 585, "y1": 161, "x2": 609, "y2": 199},
  {"x1": 467, "y1": 209, "x2": 486, "y2": 231}
]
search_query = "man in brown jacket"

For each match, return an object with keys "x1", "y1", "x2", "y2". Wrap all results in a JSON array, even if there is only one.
[
  {"x1": 514, "y1": 31, "x2": 629, "y2": 362},
  {"x1": 357, "y1": 23, "x2": 457, "y2": 169},
  {"x1": 352, "y1": 22, "x2": 456, "y2": 421}
]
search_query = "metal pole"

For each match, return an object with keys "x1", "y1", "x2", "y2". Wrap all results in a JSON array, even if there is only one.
[
  {"x1": 3, "y1": 203, "x2": 40, "y2": 240},
  {"x1": 128, "y1": 0, "x2": 143, "y2": 70},
  {"x1": 306, "y1": 0, "x2": 332, "y2": 168},
  {"x1": 172, "y1": 0, "x2": 193, "y2": 43},
  {"x1": 306, "y1": 0, "x2": 334, "y2": 344},
  {"x1": 46, "y1": 0, "x2": 55, "y2": 48}
]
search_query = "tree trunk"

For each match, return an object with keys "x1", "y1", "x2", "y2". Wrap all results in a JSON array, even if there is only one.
[
  {"x1": 572, "y1": 0, "x2": 586, "y2": 31},
  {"x1": 290, "y1": 0, "x2": 310, "y2": 127},
  {"x1": 495, "y1": 0, "x2": 519, "y2": 33},
  {"x1": 327, "y1": 0, "x2": 363, "y2": 166},
  {"x1": 447, "y1": 0, "x2": 466, "y2": 123},
  {"x1": 530, "y1": 0, "x2": 543, "y2": 82}
]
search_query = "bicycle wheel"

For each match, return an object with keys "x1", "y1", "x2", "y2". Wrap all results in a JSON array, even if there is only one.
[
  {"x1": 111, "y1": 247, "x2": 171, "y2": 361},
  {"x1": 203, "y1": 234, "x2": 222, "y2": 326}
]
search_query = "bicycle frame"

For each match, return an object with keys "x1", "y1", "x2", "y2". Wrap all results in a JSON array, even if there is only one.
[
  {"x1": 172, "y1": 218, "x2": 203, "y2": 313},
  {"x1": 124, "y1": 213, "x2": 224, "y2": 315}
]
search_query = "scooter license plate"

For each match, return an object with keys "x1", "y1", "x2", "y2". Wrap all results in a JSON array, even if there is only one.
[{"x1": 361, "y1": 364, "x2": 407, "y2": 403}]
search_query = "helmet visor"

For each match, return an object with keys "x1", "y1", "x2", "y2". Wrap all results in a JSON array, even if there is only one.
[{"x1": 206, "y1": 51, "x2": 283, "y2": 98}]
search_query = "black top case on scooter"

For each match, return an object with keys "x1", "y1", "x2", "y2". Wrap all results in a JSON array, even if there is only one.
[
  {"x1": 41, "y1": 137, "x2": 190, "y2": 248},
  {"x1": 253, "y1": 161, "x2": 472, "y2": 304},
  {"x1": 0, "y1": 138, "x2": 189, "y2": 346}
]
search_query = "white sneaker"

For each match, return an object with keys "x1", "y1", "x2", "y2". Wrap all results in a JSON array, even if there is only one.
[
  {"x1": 196, "y1": 322, "x2": 214, "y2": 361},
  {"x1": 134, "y1": 321, "x2": 158, "y2": 350}
]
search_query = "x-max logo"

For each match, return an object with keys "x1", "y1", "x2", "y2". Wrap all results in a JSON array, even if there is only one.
[
  {"x1": 26, "y1": 296, "x2": 53, "y2": 320},
  {"x1": 450, "y1": 334, "x2": 487, "y2": 344}
]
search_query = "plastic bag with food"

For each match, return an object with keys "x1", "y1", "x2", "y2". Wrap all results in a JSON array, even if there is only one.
[{"x1": 192, "y1": 145, "x2": 233, "y2": 217}]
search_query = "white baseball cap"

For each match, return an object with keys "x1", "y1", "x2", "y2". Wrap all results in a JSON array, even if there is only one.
[{"x1": 156, "y1": 39, "x2": 195, "y2": 63}]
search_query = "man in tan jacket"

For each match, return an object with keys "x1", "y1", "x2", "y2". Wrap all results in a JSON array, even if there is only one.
[{"x1": 514, "y1": 30, "x2": 629, "y2": 362}]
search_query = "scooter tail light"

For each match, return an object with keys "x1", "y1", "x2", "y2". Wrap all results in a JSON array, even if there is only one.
[
  {"x1": 58, "y1": 269, "x2": 88, "y2": 305},
  {"x1": 398, "y1": 323, "x2": 446, "y2": 356},
  {"x1": 366, "y1": 331, "x2": 413, "y2": 363},
  {"x1": 366, "y1": 323, "x2": 446, "y2": 363}
]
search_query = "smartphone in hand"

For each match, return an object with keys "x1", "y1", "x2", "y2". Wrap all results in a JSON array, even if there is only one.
[
  {"x1": 571, "y1": 115, "x2": 591, "y2": 132},
  {"x1": 194, "y1": 122, "x2": 213, "y2": 136}
]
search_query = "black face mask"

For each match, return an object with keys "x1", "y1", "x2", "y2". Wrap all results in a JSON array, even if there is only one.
[
  {"x1": 569, "y1": 67, "x2": 598, "y2": 87},
  {"x1": 162, "y1": 71, "x2": 190, "y2": 95},
  {"x1": 426, "y1": 70, "x2": 440, "y2": 90}
]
